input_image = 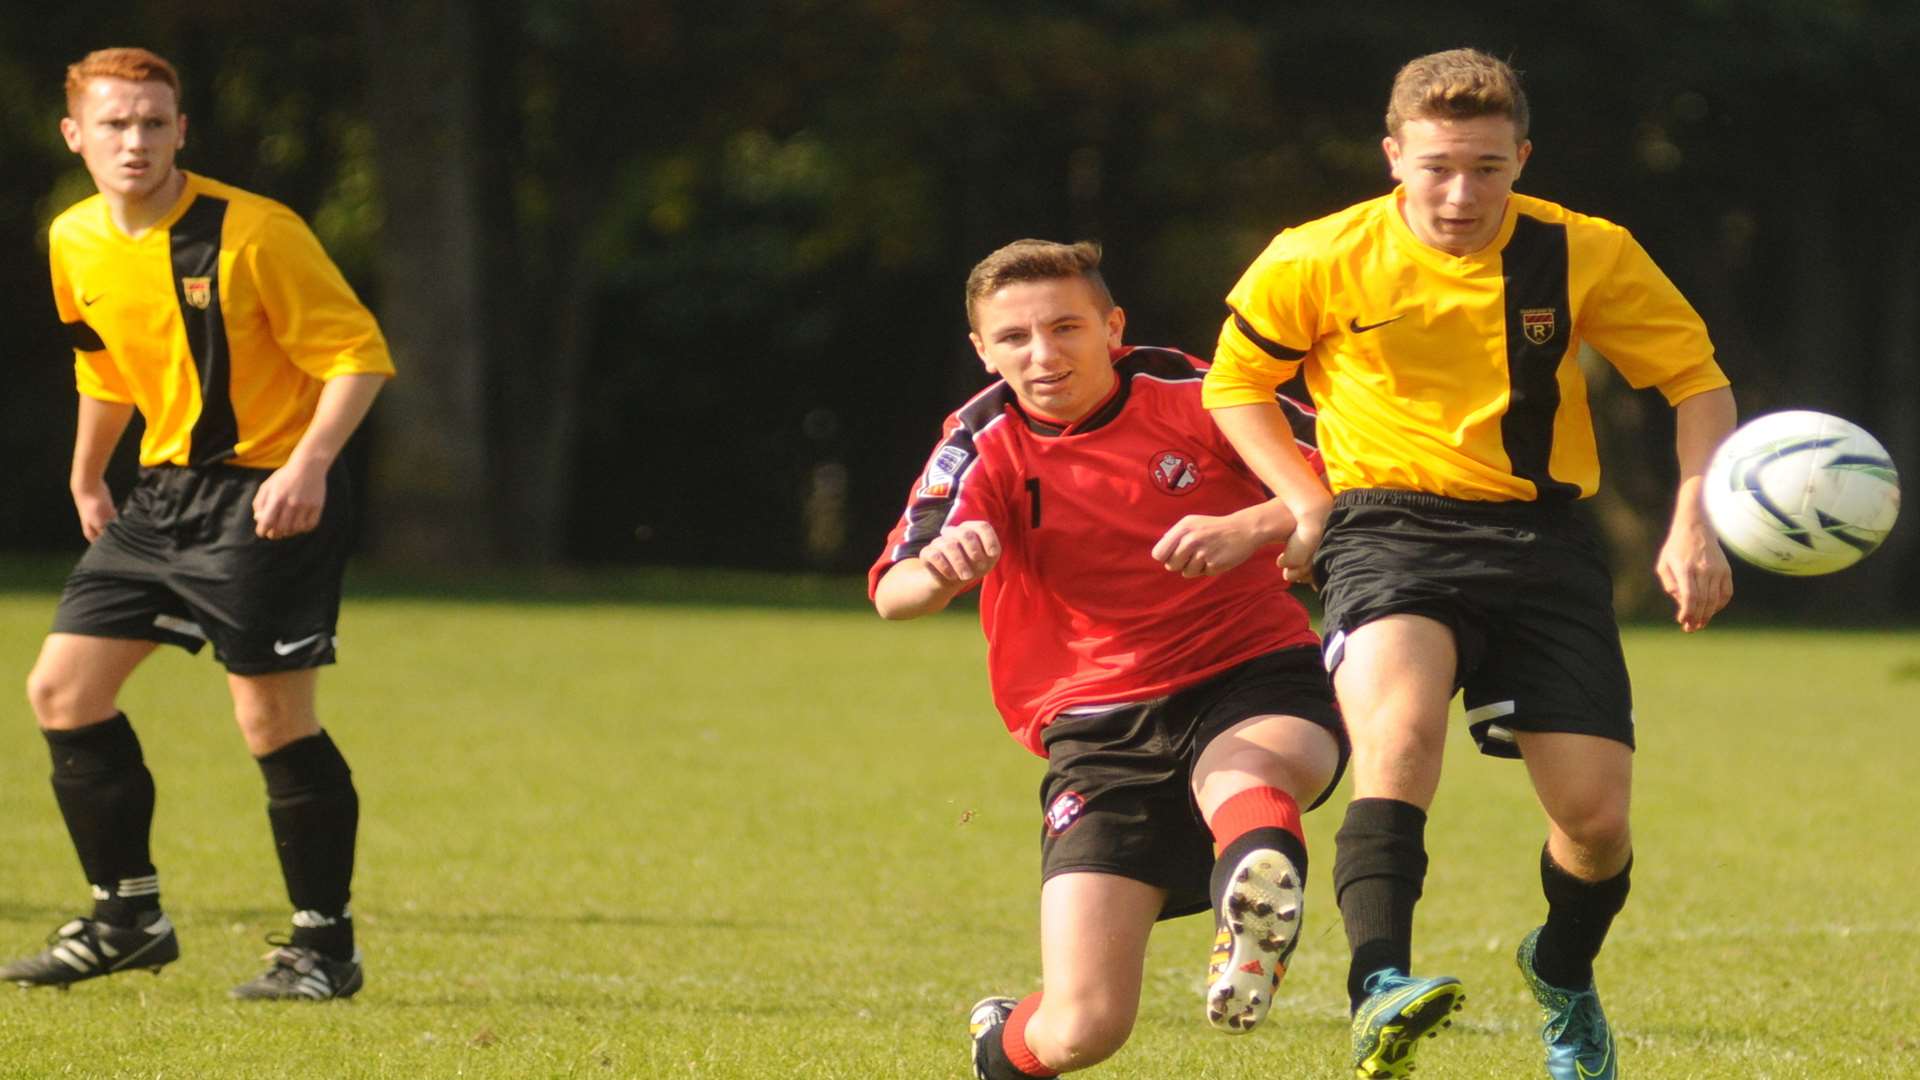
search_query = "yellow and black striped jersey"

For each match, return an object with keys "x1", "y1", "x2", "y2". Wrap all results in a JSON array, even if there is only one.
[
  {"x1": 49, "y1": 171, "x2": 395, "y2": 469},
  {"x1": 1203, "y1": 189, "x2": 1729, "y2": 501}
]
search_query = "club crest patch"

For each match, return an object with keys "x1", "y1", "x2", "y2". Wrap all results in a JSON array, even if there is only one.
[
  {"x1": 182, "y1": 276, "x2": 213, "y2": 310},
  {"x1": 1045, "y1": 791, "x2": 1087, "y2": 836},
  {"x1": 1521, "y1": 307, "x2": 1556, "y2": 346},
  {"x1": 1148, "y1": 450, "x2": 1201, "y2": 496},
  {"x1": 918, "y1": 444, "x2": 970, "y2": 499}
]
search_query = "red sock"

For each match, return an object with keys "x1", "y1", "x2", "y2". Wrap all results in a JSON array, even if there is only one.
[
  {"x1": 1002, "y1": 992, "x2": 1059, "y2": 1077},
  {"x1": 1209, "y1": 785, "x2": 1303, "y2": 853}
]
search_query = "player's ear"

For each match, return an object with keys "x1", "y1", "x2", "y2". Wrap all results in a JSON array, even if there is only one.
[
  {"x1": 177, "y1": 112, "x2": 188, "y2": 150},
  {"x1": 1105, "y1": 304, "x2": 1126, "y2": 349},
  {"x1": 1514, "y1": 137, "x2": 1531, "y2": 177},
  {"x1": 968, "y1": 331, "x2": 992, "y2": 371},
  {"x1": 1382, "y1": 135, "x2": 1402, "y2": 178},
  {"x1": 59, "y1": 115, "x2": 82, "y2": 154}
]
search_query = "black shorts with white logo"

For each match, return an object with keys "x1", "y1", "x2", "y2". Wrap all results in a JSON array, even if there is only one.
[
  {"x1": 1312, "y1": 488, "x2": 1634, "y2": 760},
  {"x1": 1036, "y1": 646, "x2": 1347, "y2": 921},
  {"x1": 52, "y1": 462, "x2": 354, "y2": 675}
]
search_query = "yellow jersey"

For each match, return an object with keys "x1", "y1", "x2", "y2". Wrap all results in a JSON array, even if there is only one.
[
  {"x1": 1203, "y1": 189, "x2": 1728, "y2": 501},
  {"x1": 49, "y1": 171, "x2": 395, "y2": 469}
]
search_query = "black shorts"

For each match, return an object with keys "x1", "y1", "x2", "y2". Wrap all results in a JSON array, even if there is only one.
[
  {"x1": 52, "y1": 463, "x2": 355, "y2": 675},
  {"x1": 1036, "y1": 646, "x2": 1347, "y2": 921},
  {"x1": 1312, "y1": 489, "x2": 1634, "y2": 759}
]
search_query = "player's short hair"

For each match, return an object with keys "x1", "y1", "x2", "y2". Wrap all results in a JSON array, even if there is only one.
[
  {"x1": 65, "y1": 47, "x2": 182, "y2": 117},
  {"x1": 1385, "y1": 48, "x2": 1528, "y2": 140},
  {"x1": 965, "y1": 239, "x2": 1114, "y2": 329}
]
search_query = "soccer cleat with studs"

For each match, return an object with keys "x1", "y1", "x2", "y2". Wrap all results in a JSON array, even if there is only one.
[
  {"x1": 0, "y1": 912, "x2": 178, "y2": 988},
  {"x1": 1516, "y1": 927, "x2": 1618, "y2": 1080},
  {"x1": 967, "y1": 995, "x2": 1019, "y2": 1080},
  {"x1": 1205, "y1": 846, "x2": 1304, "y2": 1033},
  {"x1": 1349, "y1": 967, "x2": 1466, "y2": 1078},
  {"x1": 229, "y1": 938, "x2": 363, "y2": 1001}
]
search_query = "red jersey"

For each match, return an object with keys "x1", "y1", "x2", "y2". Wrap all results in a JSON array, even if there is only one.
[{"x1": 869, "y1": 346, "x2": 1322, "y2": 756}]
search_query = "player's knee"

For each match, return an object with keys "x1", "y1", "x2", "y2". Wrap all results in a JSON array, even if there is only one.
[
  {"x1": 25, "y1": 663, "x2": 86, "y2": 727},
  {"x1": 1038, "y1": 1000, "x2": 1134, "y2": 1068},
  {"x1": 1557, "y1": 802, "x2": 1631, "y2": 861}
]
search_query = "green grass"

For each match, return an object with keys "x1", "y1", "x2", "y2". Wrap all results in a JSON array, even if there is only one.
[{"x1": 0, "y1": 568, "x2": 1915, "y2": 1078}]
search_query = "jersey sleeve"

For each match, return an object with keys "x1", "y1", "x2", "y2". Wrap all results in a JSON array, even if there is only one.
[
  {"x1": 49, "y1": 223, "x2": 132, "y2": 404},
  {"x1": 1204, "y1": 234, "x2": 1318, "y2": 409},
  {"x1": 1578, "y1": 230, "x2": 1729, "y2": 404},
  {"x1": 246, "y1": 208, "x2": 397, "y2": 381},
  {"x1": 866, "y1": 413, "x2": 1009, "y2": 599}
]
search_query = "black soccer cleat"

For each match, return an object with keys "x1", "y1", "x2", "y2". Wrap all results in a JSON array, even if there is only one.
[
  {"x1": 230, "y1": 939, "x2": 364, "y2": 1001},
  {"x1": 967, "y1": 995, "x2": 1019, "y2": 1079},
  {"x1": 0, "y1": 912, "x2": 179, "y2": 987}
]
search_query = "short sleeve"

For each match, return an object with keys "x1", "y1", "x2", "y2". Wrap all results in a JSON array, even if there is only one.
[
  {"x1": 246, "y1": 208, "x2": 396, "y2": 381},
  {"x1": 1205, "y1": 235, "x2": 1318, "y2": 408},
  {"x1": 1579, "y1": 230, "x2": 1728, "y2": 405}
]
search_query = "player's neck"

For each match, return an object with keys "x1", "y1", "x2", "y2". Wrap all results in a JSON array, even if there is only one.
[{"x1": 103, "y1": 168, "x2": 189, "y2": 239}]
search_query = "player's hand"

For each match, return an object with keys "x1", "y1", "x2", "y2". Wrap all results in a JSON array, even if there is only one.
[
  {"x1": 920, "y1": 521, "x2": 1001, "y2": 585},
  {"x1": 1656, "y1": 517, "x2": 1733, "y2": 632},
  {"x1": 71, "y1": 479, "x2": 117, "y2": 543},
  {"x1": 1276, "y1": 501, "x2": 1329, "y2": 587},
  {"x1": 1152, "y1": 514, "x2": 1260, "y2": 578},
  {"x1": 252, "y1": 458, "x2": 330, "y2": 540}
]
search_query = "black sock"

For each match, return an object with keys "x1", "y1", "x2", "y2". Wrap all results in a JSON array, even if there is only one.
[
  {"x1": 1210, "y1": 827, "x2": 1309, "y2": 911},
  {"x1": 258, "y1": 731, "x2": 359, "y2": 960},
  {"x1": 1533, "y1": 847, "x2": 1631, "y2": 990},
  {"x1": 46, "y1": 714, "x2": 160, "y2": 926},
  {"x1": 1333, "y1": 798, "x2": 1430, "y2": 1012}
]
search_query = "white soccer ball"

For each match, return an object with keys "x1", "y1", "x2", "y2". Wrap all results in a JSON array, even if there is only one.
[{"x1": 1703, "y1": 410, "x2": 1901, "y2": 576}]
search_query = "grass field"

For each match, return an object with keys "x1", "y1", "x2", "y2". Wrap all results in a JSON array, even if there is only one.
[{"x1": 0, "y1": 565, "x2": 1914, "y2": 1078}]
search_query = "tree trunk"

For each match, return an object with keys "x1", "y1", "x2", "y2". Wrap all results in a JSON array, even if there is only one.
[{"x1": 358, "y1": 0, "x2": 494, "y2": 563}]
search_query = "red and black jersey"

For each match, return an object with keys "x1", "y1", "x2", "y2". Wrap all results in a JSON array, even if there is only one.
[{"x1": 869, "y1": 346, "x2": 1322, "y2": 757}]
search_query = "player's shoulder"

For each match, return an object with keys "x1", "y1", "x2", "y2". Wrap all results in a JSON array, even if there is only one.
[
  {"x1": 48, "y1": 193, "x2": 108, "y2": 245},
  {"x1": 1261, "y1": 193, "x2": 1398, "y2": 263},
  {"x1": 1116, "y1": 345, "x2": 1207, "y2": 384},
  {"x1": 1510, "y1": 192, "x2": 1634, "y2": 244},
  {"x1": 946, "y1": 379, "x2": 1022, "y2": 438},
  {"x1": 184, "y1": 172, "x2": 309, "y2": 238}
]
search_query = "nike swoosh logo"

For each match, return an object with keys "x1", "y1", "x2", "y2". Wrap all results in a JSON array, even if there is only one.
[
  {"x1": 1348, "y1": 313, "x2": 1406, "y2": 334},
  {"x1": 272, "y1": 632, "x2": 328, "y2": 656},
  {"x1": 82, "y1": 293, "x2": 105, "y2": 306}
]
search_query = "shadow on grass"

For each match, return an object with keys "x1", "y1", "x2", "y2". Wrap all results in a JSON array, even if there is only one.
[
  {"x1": 0, "y1": 554, "x2": 887, "y2": 613},
  {"x1": 0, "y1": 902, "x2": 748, "y2": 934}
]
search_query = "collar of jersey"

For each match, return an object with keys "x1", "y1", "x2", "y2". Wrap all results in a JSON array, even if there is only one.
[
  {"x1": 1386, "y1": 185, "x2": 1522, "y2": 271},
  {"x1": 100, "y1": 170, "x2": 204, "y2": 243},
  {"x1": 1013, "y1": 365, "x2": 1130, "y2": 437}
]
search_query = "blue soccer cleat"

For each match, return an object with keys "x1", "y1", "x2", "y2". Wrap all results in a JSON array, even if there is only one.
[
  {"x1": 1516, "y1": 927, "x2": 1617, "y2": 1079},
  {"x1": 1349, "y1": 967, "x2": 1466, "y2": 1078}
]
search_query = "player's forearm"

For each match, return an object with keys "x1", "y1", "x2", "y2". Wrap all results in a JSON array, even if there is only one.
[
  {"x1": 1209, "y1": 403, "x2": 1332, "y2": 520},
  {"x1": 873, "y1": 559, "x2": 969, "y2": 620},
  {"x1": 70, "y1": 396, "x2": 134, "y2": 491},
  {"x1": 1223, "y1": 498, "x2": 1300, "y2": 549},
  {"x1": 1669, "y1": 386, "x2": 1738, "y2": 529},
  {"x1": 286, "y1": 373, "x2": 388, "y2": 469}
]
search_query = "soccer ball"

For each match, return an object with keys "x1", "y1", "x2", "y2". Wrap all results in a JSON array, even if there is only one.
[{"x1": 1702, "y1": 410, "x2": 1901, "y2": 576}]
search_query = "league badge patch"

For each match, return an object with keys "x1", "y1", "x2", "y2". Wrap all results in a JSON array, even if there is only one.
[
  {"x1": 918, "y1": 444, "x2": 970, "y2": 499},
  {"x1": 1149, "y1": 450, "x2": 1202, "y2": 496},
  {"x1": 1521, "y1": 307, "x2": 1556, "y2": 345},
  {"x1": 1045, "y1": 791, "x2": 1086, "y2": 836}
]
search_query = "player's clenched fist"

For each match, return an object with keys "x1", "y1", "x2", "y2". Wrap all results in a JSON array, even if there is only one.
[
  {"x1": 920, "y1": 520, "x2": 1002, "y2": 584},
  {"x1": 1152, "y1": 514, "x2": 1258, "y2": 578}
]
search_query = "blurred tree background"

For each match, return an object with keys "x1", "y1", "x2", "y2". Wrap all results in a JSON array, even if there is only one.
[{"x1": 2, "y1": 0, "x2": 1914, "y2": 618}]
